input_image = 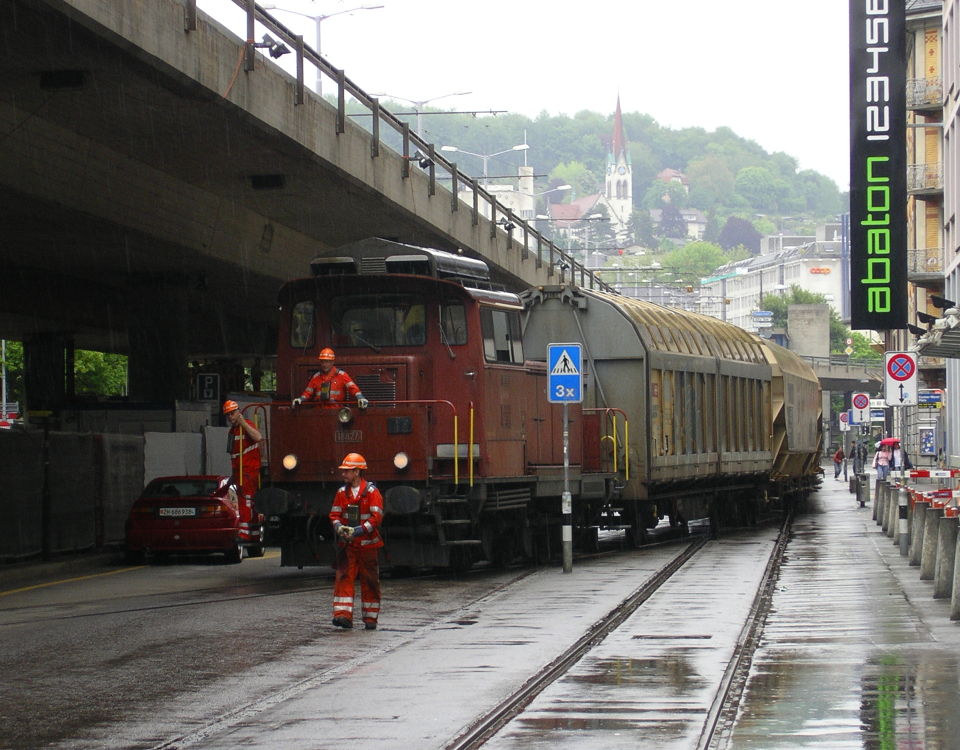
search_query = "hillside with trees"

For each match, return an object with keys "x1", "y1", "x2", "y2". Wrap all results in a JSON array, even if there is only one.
[{"x1": 378, "y1": 102, "x2": 848, "y2": 250}]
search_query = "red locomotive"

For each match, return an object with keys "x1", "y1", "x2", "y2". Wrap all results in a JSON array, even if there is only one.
[{"x1": 254, "y1": 238, "x2": 822, "y2": 570}]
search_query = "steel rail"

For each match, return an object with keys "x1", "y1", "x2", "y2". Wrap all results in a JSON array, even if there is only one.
[
  {"x1": 445, "y1": 535, "x2": 709, "y2": 750},
  {"x1": 696, "y1": 511, "x2": 794, "y2": 750}
]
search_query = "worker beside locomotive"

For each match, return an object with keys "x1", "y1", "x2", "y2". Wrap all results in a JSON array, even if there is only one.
[{"x1": 254, "y1": 238, "x2": 822, "y2": 570}]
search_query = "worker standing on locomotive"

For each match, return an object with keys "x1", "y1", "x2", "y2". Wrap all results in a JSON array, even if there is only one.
[
  {"x1": 329, "y1": 453, "x2": 384, "y2": 630},
  {"x1": 224, "y1": 400, "x2": 263, "y2": 538},
  {"x1": 292, "y1": 347, "x2": 369, "y2": 410}
]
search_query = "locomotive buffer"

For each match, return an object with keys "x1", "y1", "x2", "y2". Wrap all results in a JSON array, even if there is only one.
[{"x1": 548, "y1": 343, "x2": 583, "y2": 574}]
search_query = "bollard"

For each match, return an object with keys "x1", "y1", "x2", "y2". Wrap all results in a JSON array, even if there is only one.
[
  {"x1": 909, "y1": 498, "x2": 929, "y2": 566},
  {"x1": 934, "y1": 515, "x2": 959, "y2": 598},
  {"x1": 950, "y1": 527, "x2": 960, "y2": 620},
  {"x1": 898, "y1": 487, "x2": 910, "y2": 555},
  {"x1": 878, "y1": 482, "x2": 888, "y2": 530},
  {"x1": 920, "y1": 505, "x2": 945, "y2": 581},
  {"x1": 886, "y1": 483, "x2": 899, "y2": 540},
  {"x1": 873, "y1": 477, "x2": 882, "y2": 522},
  {"x1": 860, "y1": 474, "x2": 871, "y2": 506}
]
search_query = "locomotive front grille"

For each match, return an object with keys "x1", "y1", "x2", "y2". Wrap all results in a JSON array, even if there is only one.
[{"x1": 355, "y1": 374, "x2": 396, "y2": 402}]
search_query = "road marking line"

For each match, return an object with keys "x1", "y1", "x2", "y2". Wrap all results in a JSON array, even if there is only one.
[{"x1": 0, "y1": 566, "x2": 146, "y2": 598}]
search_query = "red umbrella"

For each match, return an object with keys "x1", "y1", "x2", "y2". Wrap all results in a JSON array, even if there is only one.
[{"x1": 879, "y1": 437, "x2": 900, "y2": 446}]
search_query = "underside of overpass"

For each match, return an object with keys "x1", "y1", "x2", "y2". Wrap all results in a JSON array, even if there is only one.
[{"x1": 2, "y1": 0, "x2": 562, "y2": 406}]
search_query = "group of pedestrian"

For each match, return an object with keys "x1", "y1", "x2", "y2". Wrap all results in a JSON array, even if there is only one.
[
  {"x1": 872, "y1": 437, "x2": 913, "y2": 481},
  {"x1": 223, "y1": 347, "x2": 383, "y2": 632}
]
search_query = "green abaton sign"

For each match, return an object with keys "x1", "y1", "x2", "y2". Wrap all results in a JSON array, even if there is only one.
[{"x1": 848, "y1": 0, "x2": 906, "y2": 331}]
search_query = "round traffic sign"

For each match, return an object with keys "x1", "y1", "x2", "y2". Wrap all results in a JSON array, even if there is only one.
[
  {"x1": 852, "y1": 393, "x2": 870, "y2": 410},
  {"x1": 886, "y1": 354, "x2": 916, "y2": 382},
  {"x1": 839, "y1": 412, "x2": 849, "y2": 423}
]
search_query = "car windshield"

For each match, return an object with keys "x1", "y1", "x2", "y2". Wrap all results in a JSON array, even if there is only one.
[{"x1": 143, "y1": 479, "x2": 221, "y2": 498}]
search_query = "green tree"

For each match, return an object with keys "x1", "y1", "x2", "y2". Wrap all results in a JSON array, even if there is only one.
[
  {"x1": 717, "y1": 216, "x2": 762, "y2": 254},
  {"x1": 661, "y1": 241, "x2": 730, "y2": 284},
  {"x1": 75, "y1": 350, "x2": 128, "y2": 396},
  {"x1": 549, "y1": 161, "x2": 598, "y2": 199}
]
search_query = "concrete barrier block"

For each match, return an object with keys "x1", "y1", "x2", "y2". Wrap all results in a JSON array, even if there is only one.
[
  {"x1": 934, "y1": 516, "x2": 959, "y2": 598},
  {"x1": 921, "y1": 506, "x2": 945, "y2": 581}
]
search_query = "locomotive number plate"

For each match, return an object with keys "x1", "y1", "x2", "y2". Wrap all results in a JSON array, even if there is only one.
[
  {"x1": 159, "y1": 507, "x2": 196, "y2": 517},
  {"x1": 335, "y1": 430, "x2": 362, "y2": 443}
]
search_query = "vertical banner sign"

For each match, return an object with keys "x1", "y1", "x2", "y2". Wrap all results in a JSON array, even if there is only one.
[{"x1": 849, "y1": 0, "x2": 906, "y2": 330}]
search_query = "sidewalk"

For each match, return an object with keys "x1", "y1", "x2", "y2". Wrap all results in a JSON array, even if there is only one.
[{"x1": 0, "y1": 549, "x2": 124, "y2": 592}]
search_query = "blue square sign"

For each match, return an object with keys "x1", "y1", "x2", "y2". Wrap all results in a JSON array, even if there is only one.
[{"x1": 548, "y1": 343, "x2": 582, "y2": 403}]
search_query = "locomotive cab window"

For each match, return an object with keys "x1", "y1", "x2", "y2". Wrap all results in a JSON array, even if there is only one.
[
  {"x1": 481, "y1": 308, "x2": 523, "y2": 363},
  {"x1": 331, "y1": 294, "x2": 426, "y2": 348},
  {"x1": 290, "y1": 301, "x2": 315, "y2": 349},
  {"x1": 440, "y1": 301, "x2": 467, "y2": 346}
]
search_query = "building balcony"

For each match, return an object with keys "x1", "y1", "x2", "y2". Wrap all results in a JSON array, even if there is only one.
[
  {"x1": 907, "y1": 76, "x2": 943, "y2": 110},
  {"x1": 907, "y1": 162, "x2": 943, "y2": 194},
  {"x1": 908, "y1": 246, "x2": 943, "y2": 278}
]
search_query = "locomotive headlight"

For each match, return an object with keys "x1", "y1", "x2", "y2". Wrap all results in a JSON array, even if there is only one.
[
  {"x1": 282, "y1": 453, "x2": 298, "y2": 471},
  {"x1": 393, "y1": 451, "x2": 410, "y2": 471},
  {"x1": 337, "y1": 406, "x2": 353, "y2": 424}
]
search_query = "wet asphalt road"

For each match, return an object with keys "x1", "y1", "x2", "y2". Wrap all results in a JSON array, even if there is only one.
[{"x1": 3, "y1": 470, "x2": 960, "y2": 749}]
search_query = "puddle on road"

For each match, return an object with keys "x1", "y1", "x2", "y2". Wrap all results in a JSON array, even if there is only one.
[{"x1": 731, "y1": 649, "x2": 960, "y2": 748}]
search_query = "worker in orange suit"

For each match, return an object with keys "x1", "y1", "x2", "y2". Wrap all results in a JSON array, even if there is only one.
[
  {"x1": 224, "y1": 400, "x2": 263, "y2": 542},
  {"x1": 292, "y1": 347, "x2": 368, "y2": 409},
  {"x1": 329, "y1": 453, "x2": 384, "y2": 630}
]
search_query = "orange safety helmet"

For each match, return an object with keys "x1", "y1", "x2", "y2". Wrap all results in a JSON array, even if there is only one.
[
  {"x1": 318, "y1": 347, "x2": 336, "y2": 361},
  {"x1": 222, "y1": 400, "x2": 240, "y2": 414},
  {"x1": 338, "y1": 452, "x2": 367, "y2": 470}
]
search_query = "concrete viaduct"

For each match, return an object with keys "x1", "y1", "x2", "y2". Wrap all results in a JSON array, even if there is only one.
[{"x1": 3, "y1": 0, "x2": 602, "y2": 408}]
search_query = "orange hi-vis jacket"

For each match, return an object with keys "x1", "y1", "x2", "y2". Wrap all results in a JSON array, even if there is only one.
[
  {"x1": 228, "y1": 418, "x2": 262, "y2": 500},
  {"x1": 299, "y1": 368, "x2": 361, "y2": 407},
  {"x1": 330, "y1": 479, "x2": 384, "y2": 550}
]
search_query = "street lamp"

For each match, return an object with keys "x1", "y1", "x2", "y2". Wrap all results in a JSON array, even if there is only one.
[
  {"x1": 439, "y1": 143, "x2": 529, "y2": 184},
  {"x1": 262, "y1": 4, "x2": 384, "y2": 95},
  {"x1": 372, "y1": 91, "x2": 471, "y2": 134}
]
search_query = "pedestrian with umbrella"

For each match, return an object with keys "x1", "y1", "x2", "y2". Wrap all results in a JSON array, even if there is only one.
[{"x1": 874, "y1": 439, "x2": 893, "y2": 481}]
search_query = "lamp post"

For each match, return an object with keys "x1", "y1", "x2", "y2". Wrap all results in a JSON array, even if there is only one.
[
  {"x1": 373, "y1": 91, "x2": 471, "y2": 134},
  {"x1": 262, "y1": 4, "x2": 384, "y2": 95},
  {"x1": 439, "y1": 143, "x2": 529, "y2": 184}
]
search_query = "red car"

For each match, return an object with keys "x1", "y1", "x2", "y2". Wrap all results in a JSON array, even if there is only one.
[{"x1": 125, "y1": 475, "x2": 265, "y2": 563}]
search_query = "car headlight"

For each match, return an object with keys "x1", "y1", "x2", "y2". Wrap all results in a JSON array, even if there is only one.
[
  {"x1": 393, "y1": 451, "x2": 410, "y2": 471},
  {"x1": 337, "y1": 407, "x2": 353, "y2": 424},
  {"x1": 282, "y1": 453, "x2": 298, "y2": 471}
]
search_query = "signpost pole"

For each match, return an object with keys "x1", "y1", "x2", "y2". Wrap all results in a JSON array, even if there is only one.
[{"x1": 562, "y1": 402, "x2": 572, "y2": 573}]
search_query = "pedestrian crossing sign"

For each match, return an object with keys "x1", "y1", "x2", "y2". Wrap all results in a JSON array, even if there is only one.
[{"x1": 548, "y1": 343, "x2": 582, "y2": 403}]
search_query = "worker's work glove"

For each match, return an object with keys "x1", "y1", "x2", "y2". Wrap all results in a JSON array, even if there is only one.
[
  {"x1": 351, "y1": 525, "x2": 365, "y2": 538},
  {"x1": 292, "y1": 397, "x2": 302, "y2": 408},
  {"x1": 337, "y1": 525, "x2": 353, "y2": 539},
  {"x1": 357, "y1": 396, "x2": 369, "y2": 410}
]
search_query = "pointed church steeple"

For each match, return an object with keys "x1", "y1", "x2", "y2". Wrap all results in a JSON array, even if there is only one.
[{"x1": 604, "y1": 95, "x2": 633, "y2": 240}]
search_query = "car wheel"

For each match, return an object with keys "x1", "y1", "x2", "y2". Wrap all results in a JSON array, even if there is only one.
[
  {"x1": 247, "y1": 544, "x2": 265, "y2": 558},
  {"x1": 224, "y1": 541, "x2": 243, "y2": 564}
]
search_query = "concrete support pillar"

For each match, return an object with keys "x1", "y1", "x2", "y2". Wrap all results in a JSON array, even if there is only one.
[
  {"x1": 920, "y1": 506, "x2": 945, "y2": 581},
  {"x1": 127, "y1": 280, "x2": 190, "y2": 403},
  {"x1": 23, "y1": 333, "x2": 74, "y2": 413},
  {"x1": 909, "y1": 500, "x2": 928, "y2": 566},
  {"x1": 934, "y1": 516, "x2": 959, "y2": 599}
]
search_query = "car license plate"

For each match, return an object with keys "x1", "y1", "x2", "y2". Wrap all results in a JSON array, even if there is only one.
[{"x1": 159, "y1": 507, "x2": 196, "y2": 517}]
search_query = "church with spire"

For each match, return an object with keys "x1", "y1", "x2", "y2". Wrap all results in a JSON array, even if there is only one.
[{"x1": 602, "y1": 96, "x2": 633, "y2": 239}]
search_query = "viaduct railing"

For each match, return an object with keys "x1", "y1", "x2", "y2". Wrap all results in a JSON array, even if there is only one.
[{"x1": 184, "y1": 0, "x2": 614, "y2": 293}]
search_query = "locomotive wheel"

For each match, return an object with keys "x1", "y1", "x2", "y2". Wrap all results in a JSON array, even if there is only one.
[
  {"x1": 481, "y1": 518, "x2": 517, "y2": 568},
  {"x1": 448, "y1": 546, "x2": 474, "y2": 574}
]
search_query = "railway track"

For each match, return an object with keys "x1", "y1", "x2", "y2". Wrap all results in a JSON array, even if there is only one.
[{"x1": 447, "y1": 514, "x2": 793, "y2": 750}]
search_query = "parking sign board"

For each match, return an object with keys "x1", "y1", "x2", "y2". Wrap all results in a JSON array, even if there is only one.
[
  {"x1": 548, "y1": 343, "x2": 582, "y2": 403},
  {"x1": 884, "y1": 351, "x2": 918, "y2": 406},
  {"x1": 851, "y1": 392, "x2": 870, "y2": 424}
]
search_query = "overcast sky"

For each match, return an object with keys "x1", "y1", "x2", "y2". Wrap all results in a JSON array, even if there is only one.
[{"x1": 199, "y1": 0, "x2": 851, "y2": 190}]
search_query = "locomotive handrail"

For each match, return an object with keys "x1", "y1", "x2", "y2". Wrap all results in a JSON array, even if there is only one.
[
  {"x1": 240, "y1": 402, "x2": 270, "y2": 492},
  {"x1": 188, "y1": 0, "x2": 614, "y2": 293},
  {"x1": 585, "y1": 407, "x2": 630, "y2": 480},
  {"x1": 361, "y1": 399, "x2": 464, "y2": 485}
]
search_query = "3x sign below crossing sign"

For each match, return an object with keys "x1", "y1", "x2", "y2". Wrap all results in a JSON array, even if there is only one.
[{"x1": 547, "y1": 343, "x2": 582, "y2": 403}]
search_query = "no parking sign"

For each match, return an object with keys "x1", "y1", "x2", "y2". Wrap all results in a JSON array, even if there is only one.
[
  {"x1": 851, "y1": 392, "x2": 870, "y2": 424},
  {"x1": 884, "y1": 352, "x2": 918, "y2": 406}
]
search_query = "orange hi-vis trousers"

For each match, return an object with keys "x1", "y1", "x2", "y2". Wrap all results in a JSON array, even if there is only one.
[{"x1": 332, "y1": 546, "x2": 381, "y2": 626}]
